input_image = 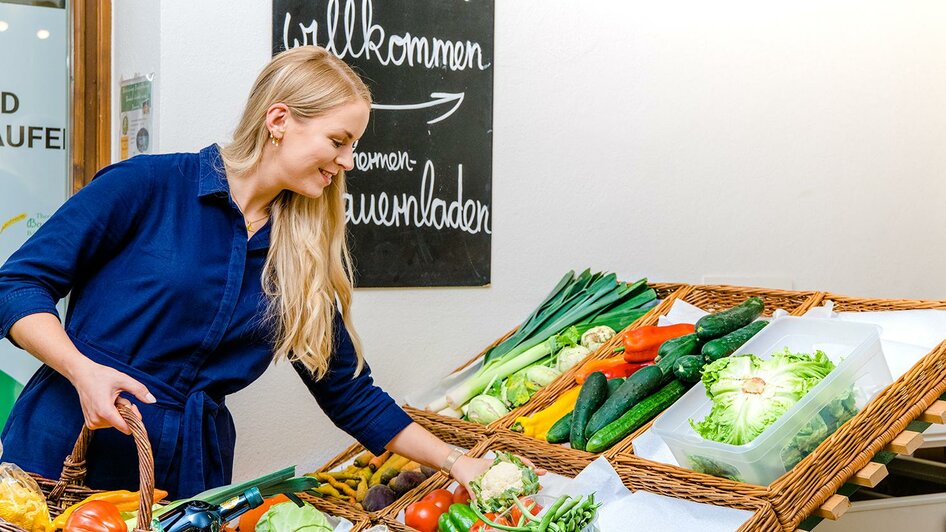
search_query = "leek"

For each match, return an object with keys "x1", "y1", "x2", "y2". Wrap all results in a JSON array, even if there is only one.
[{"x1": 445, "y1": 328, "x2": 579, "y2": 408}]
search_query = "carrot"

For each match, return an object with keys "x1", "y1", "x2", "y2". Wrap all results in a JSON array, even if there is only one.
[{"x1": 368, "y1": 450, "x2": 392, "y2": 471}]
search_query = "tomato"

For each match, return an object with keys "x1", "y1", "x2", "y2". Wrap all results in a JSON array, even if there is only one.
[
  {"x1": 470, "y1": 513, "x2": 511, "y2": 531},
  {"x1": 238, "y1": 494, "x2": 289, "y2": 532},
  {"x1": 509, "y1": 497, "x2": 542, "y2": 524},
  {"x1": 64, "y1": 500, "x2": 127, "y2": 532},
  {"x1": 452, "y1": 485, "x2": 471, "y2": 504},
  {"x1": 404, "y1": 501, "x2": 443, "y2": 532},
  {"x1": 421, "y1": 488, "x2": 454, "y2": 514}
]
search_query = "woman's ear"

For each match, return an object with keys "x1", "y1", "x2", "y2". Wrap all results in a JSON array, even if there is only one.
[{"x1": 265, "y1": 103, "x2": 290, "y2": 137}]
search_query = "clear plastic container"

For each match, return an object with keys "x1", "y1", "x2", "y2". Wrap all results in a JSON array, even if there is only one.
[{"x1": 652, "y1": 316, "x2": 892, "y2": 486}]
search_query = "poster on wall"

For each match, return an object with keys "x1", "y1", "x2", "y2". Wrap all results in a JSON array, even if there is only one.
[
  {"x1": 272, "y1": 0, "x2": 494, "y2": 287},
  {"x1": 119, "y1": 75, "x2": 153, "y2": 160},
  {"x1": 0, "y1": 2, "x2": 69, "y2": 429}
]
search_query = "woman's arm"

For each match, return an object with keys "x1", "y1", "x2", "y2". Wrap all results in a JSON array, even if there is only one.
[
  {"x1": 384, "y1": 421, "x2": 492, "y2": 492},
  {"x1": 295, "y1": 314, "x2": 541, "y2": 491},
  {"x1": 0, "y1": 158, "x2": 158, "y2": 434},
  {"x1": 8, "y1": 313, "x2": 155, "y2": 434}
]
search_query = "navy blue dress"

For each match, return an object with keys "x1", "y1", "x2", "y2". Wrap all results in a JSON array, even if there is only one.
[{"x1": 0, "y1": 145, "x2": 412, "y2": 498}]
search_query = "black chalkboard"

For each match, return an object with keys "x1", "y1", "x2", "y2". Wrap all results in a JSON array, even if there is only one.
[{"x1": 272, "y1": 0, "x2": 494, "y2": 287}]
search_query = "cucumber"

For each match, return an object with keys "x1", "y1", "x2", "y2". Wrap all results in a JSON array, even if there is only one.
[
  {"x1": 655, "y1": 333, "x2": 700, "y2": 373},
  {"x1": 586, "y1": 380, "x2": 688, "y2": 453},
  {"x1": 607, "y1": 377, "x2": 625, "y2": 395},
  {"x1": 695, "y1": 297, "x2": 765, "y2": 341},
  {"x1": 570, "y1": 371, "x2": 609, "y2": 451},
  {"x1": 546, "y1": 412, "x2": 573, "y2": 444},
  {"x1": 547, "y1": 378, "x2": 623, "y2": 444},
  {"x1": 701, "y1": 320, "x2": 768, "y2": 362},
  {"x1": 672, "y1": 355, "x2": 704, "y2": 383},
  {"x1": 583, "y1": 365, "x2": 667, "y2": 439}
]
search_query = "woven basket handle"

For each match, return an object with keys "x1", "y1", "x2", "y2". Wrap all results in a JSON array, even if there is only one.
[{"x1": 47, "y1": 400, "x2": 156, "y2": 532}]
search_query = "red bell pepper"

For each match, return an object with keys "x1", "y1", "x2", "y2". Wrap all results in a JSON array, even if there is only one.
[
  {"x1": 574, "y1": 356, "x2": 651, "y2": 383},
  {"x1": 623, "y1": 323, "x2": 695, "y2": 362}
]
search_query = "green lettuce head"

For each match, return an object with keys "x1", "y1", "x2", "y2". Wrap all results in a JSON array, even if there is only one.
[
  {"x1": 691, "y1": 349, "x2": 838, "y2": 446},
  {"x1": 254, "y1": 501, "x2": 333, "y2": 532}
]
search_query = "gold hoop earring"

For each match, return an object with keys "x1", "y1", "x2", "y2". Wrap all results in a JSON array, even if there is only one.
[{"x1": 269, "y1": 132, "x2": 281, "y2": 146}]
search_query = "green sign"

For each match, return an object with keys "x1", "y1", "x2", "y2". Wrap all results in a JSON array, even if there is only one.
[
  {"x1": 120, "y1": 80, "x2": 151, "y2": 112},
  {"x1": 0, "y1": 369, "x2": 24, "y2": 429}
]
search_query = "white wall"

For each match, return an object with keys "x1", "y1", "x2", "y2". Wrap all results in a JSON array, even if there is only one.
[{"x1": 112, "y1": 0, "x2": 946, "y2": 480}]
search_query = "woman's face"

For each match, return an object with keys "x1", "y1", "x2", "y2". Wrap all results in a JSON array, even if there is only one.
[{"x1": 271, "y1": 99, "x2": 370, "y2": 198}]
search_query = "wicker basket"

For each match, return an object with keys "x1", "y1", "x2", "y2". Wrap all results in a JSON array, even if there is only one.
[
  {"x1": 403, "y1": 282, "x2": 687, "y2": 439},
  {"x1": 738, "y1": 502, "x2": 781, "y2": 532},
  {"x1": 492, "y1": 285, "x2": 821, "y2": 470},
  {"x1": 350, "y1": 518, "x2": 374, "y2": 531},
  {"x1": 302, "y1": 410, "x2": 491, "y2": 523},
  {"x1": 0, "y1": 402, "x2": 157, "y2": 532},
  {"x1": 608, "y1": 292, "x2": 946, "y2": 530}
]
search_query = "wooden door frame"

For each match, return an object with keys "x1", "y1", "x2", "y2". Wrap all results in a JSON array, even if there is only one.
[{"x1": 70, "y1": 0, "x2": 110, "y2": 192}]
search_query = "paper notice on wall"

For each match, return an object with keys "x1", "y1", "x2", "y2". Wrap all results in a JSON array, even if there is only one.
[{"x1": 119, "y1": 75, "x2": 153, "y2": 160}]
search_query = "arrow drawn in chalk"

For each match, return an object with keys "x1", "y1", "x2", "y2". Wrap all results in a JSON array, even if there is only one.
[{"x1": 371, "y1": 92, "x2": 465, "y2": 125}]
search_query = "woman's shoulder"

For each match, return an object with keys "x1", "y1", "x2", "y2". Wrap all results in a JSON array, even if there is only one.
[{"x1": 89, "y1": 147, "x2": 213, "y2": 195}]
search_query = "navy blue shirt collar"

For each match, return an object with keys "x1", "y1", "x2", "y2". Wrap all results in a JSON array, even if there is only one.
[
  {"x1": 198, "y1": 144, "x2": 230, "y2": 198},
  {"x1": 198, "y1": 144, "x2": 271, "y2": 251}
]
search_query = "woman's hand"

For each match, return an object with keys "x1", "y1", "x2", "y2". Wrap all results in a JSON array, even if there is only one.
[
  {"x1": 449, "y1": 455, "x2": 492, "y2": 494},
  {"x1": 450, "y1": 455, "x2": 546, "y2": 496},
  {"x1": 67, "y1": 358, "x2": 156, "y2": 434}
]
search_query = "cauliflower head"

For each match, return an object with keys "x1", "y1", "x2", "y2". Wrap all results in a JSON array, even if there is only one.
[{"x1": 470, "y1": 452, "x2": 539, "y2": 513}]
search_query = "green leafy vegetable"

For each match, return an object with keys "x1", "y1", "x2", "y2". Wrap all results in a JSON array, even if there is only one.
[
  {"x1": 255, "y1": 501, "x2": 332, "y2": 532},
  {"x1": 690, "y1": 348, "x2": 837, "y2": 445},
  {"x1": 438, "y1": 271, "x2": 656, "y2": 410}
]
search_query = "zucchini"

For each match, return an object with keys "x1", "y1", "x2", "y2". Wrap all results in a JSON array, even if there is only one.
[
  {"x1": 570, "y1": 371, "x2": 609, "y2": 451},
  {"x1": 654, "y1": 333, "x2": 700, "y2": 373},
  {"x1": 695, "y1": 297, "x2": 765, "y2": 341},
  {"x1": 583, "y1": 365, "x2": 667, "y2": 439},
  {"x1": 586, "y1": 380, "x2": 688, "y2": 453},
  {"x1": 546, "y1": 412, "x2": 573, "y2": 444},
  {"x1": 701, "y1": 320, "x2": 768, "y2": 362},
  {"x1": 672, "y1": 355, "x2": 704, "y2": 383}
]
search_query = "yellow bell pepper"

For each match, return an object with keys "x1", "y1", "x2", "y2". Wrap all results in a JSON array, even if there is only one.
[
  {"x1": 512, "y1": 385, "x2": 582, "y2": 440},
  {"x1": 49, "y1": 489, "x2": 168, "y2": 531}
]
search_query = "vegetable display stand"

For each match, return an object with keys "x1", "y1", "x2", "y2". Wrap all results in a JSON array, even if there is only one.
[
  {"x1": 610, "y1": 293, "x2": 946, "y2": 531},
  {"x1": 0, "y1": 402, "x2": 158, "y2": 532},
  {"x1": 301, "y1": 412, "x2": 490, "y2": 524},
  {"x1": 493, "y1": 284, "x2": 821, "y2": 470},
  {"x1": 408, "y1": 281, "x2": 687, "y2": 437}
]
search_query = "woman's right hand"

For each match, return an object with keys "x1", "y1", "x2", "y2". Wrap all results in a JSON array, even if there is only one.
[{"x1": 67, "y1": 358, "x2": 156, "y2": 435}]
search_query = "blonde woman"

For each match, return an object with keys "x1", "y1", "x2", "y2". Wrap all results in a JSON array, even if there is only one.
[{"x1": 0, "y1": 46, "x2": 511, "y2": 499}]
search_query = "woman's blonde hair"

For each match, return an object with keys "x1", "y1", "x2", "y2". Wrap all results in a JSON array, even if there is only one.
[{"x1": 220, "y1": 46, "x2": 369, "y2": 379}]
